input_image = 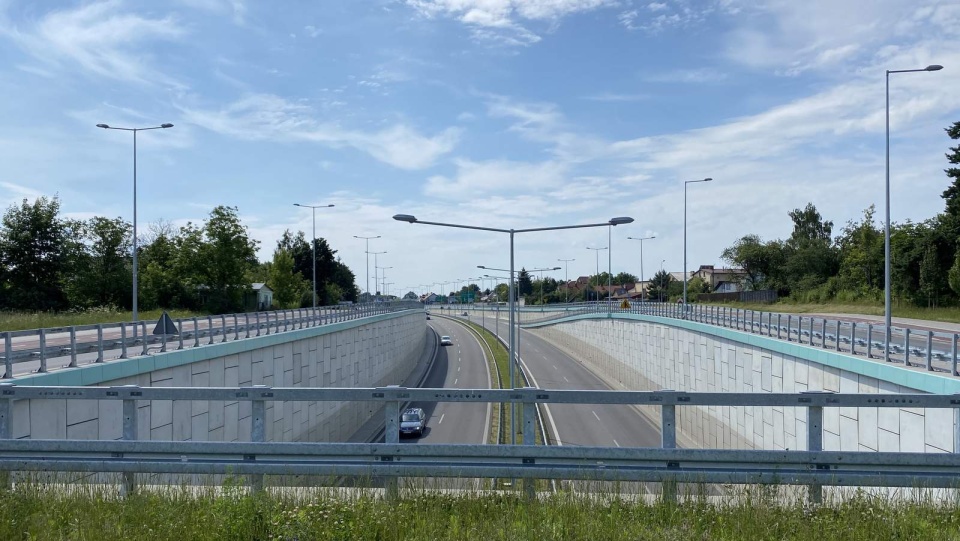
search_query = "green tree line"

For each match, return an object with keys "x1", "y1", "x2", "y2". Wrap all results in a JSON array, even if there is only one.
[
  {"x1": 721, "y1": 121, "x2": 960, "y2": 307},
  {"x1": 0, "y1": 199, "x2": 358, "y2": 314}
]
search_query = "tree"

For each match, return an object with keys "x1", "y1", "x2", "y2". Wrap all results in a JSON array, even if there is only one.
[
  {"x1": 268, "y1": 248, "x2": 306, "y2": 308},
  {"x1": 517, "y1": 268, "x2": 533, "y2": 296},
  {"x1": 836, "y1": 205, "x2": 883, "y2": 295},
  {"x1": 940, "y1": 121, "x2": 960, "y2": 219},
  {"x1": 72, "y1": 216, "x2": 132, "y2": 309},
  {"x1": 720, "y1": 234, "x2": 781, "y2": 291},
  {"x1": 648, "y1": 269, "x2": 673, "y2": 302},
  {"x1": 687, "y1": 276, "x2": 711, "y2": 296},
  {"x1": 403, "y1": 291, "x2": 418, "y2": 300},
  {"x1": 613, "y1": 272, "x2": 638, "y2": 285},
  {"x1": 0, "y1": 196, "x2": 79, "y2": 311},
  {"x1": 197, "y1": 206, "x2": 259, "y2": 313}
]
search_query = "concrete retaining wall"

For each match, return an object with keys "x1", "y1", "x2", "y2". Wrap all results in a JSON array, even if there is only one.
[
  {"x1": 11, "y1": 311, "x2": 427, "y2": 444},
  {"x1": 527, "y1": 314, "x2": 959, "y2": 454}
]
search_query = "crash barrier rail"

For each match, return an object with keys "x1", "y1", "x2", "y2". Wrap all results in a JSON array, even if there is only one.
[
  {"x1": 503, "y1": 301, "x2": 960, "y2": 376},
  {"x1": 0, "y1": 301, "x2": 423, "y2": 379},
  {"x1": 1, "y1": 384, "x2": 957, "y2": 502}
]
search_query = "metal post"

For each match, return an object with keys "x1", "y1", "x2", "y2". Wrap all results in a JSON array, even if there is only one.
[
  {"x1": 821, "y1": 319, "x2": 827, "y2": 349},
  {"x1": 926, "y1": 331, "x2": 934, "y2": 371},
  {"x1": 661, "y1": 401, "x2": 677, "y2": 504},
  {"x1": 954, "y1": 334, "x2": 959, "y2": 376},
  {"x1": 2, "y1": 333, "x2": 11, "y2": 378},
  {"x1": 141, "y1": 321, "x2": 148, "y2": 355},
  {"x1": 0, "y1": 383, "x2": 11, "y2": 488},
  {"x1": 193, "y1": 317, "x2": 200, "y2": 347},
  {"x1": 850, "y1": 322, "x2": 856, "y2": 355},
  {"x1": 160, "y1": 324, "x2": 166, "y2": 353},
  {"x1": 119, "y1": 322, "x2": 128, "y2": 359},
  {"x1": 777, "y1": 314, "x2": 782, "y2": 339},
  {"x1": 509, "y1": 230, "x2": 516, "y2": 445},
  {"x1": 867, "y1": 324, "x2": 873, "y2": 358},
  {"x1": 234, "y1": 315, "x2": 240, "y2": 340},
  {"x1": 250, "y1": 387, "x2": 266, "y2": 492},
  {"x1": 385, "y1": 394, "x2": 400, "y2": 499},
  {"x1": 807, "y1": 403, "x2": 823, "y2": 504},
  {"x1": 69, "y1": 326, "x2": 78, "y2": 368},
  {"x1": 787, "y1": 315, "x2": 792, "y2": 341},
  {"x1": 835, "y1": 320, "x2": 841, "y2": 352},
  {"x1": 523, "y1": 394, "x2": 538, "y2": 499},
  {"x1": 37, "y1": 328, "x2": 48, "y2": 373},
  {"x1": 121, "y1": 387, "x2": 139, "y2": 496},
  {"x1": 207, "y1": 316, "x2": 215, "y2": 345},
  {"x1": 177, "y1": 320, "x2": 184, "y2": 350},
  {"x1": 256, "y1": 312, "x2": 261, "y2": 337},
  {"x1": 904, "y1": 328, "x2": 911, "y2": 365},
  {"x1": 245, "y1": 313, "x2": 250, "y2": 338},
  {"x1": 221, "y1": 314, "x2": 228, "y2": 343}
]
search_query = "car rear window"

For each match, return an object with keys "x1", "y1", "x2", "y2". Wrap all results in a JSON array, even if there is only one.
[{"x1": 402, "y1": 413, "x2": 421, "y2": 422}]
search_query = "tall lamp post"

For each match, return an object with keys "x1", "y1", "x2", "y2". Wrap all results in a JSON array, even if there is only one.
[
  {"x1": 294, "y1": 203, "x2": 335, "y2": 308},
  {"x1": 354, "y1": 235, "x2": 381, "y2": 300},
  {"x1": 370, "y1": 252, "x2": 387, "y2": 295},
  {"x1": 378, "y1": 266, "x2": 393, "y2": 297},
  {"x1": 627, "y1": 236, "x2": 655, "y2": 302},
  {"x1": 683, "y1": 177, "x2": 713, "y2": 309},
  {"x1": 395, "y1": 213, "x2": 633, "y2": 444},
  {"x1": 660, "y1": 259, "x2": 666, "y2": 302},
  {"x1": 96, "y1": 122, "x2": 174, "y2": 332},
  {"x1": 558, "y1": 258, "x2": 575, "y2": 303},
  {"x1": 884, "y1": 64, "x2": 943, "y2": 362},
  {"x1": 586, "y1": 246, "x2": 608, "y2": 303}
]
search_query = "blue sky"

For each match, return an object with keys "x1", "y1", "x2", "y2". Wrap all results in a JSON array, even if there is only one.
[{"x1": 1, "y1": 0, "x2": 958, "y2": 296}]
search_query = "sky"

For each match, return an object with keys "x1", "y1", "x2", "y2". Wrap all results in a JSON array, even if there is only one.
[{"x1": 1, "y1": 0, "x2": 958, "y2": 297}]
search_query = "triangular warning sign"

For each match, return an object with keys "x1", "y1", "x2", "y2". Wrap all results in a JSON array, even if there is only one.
[{"x1": 152, "y1": 311, "x2": 180, "y2": 335}]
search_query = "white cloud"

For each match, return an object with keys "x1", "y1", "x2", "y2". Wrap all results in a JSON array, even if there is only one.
[
  {"x1": 583, "y1": 92, "x2": 649, "y2": 102},
  {"x1": 0, "y1": 1, "x2": 185, "y2": 84},
  {"x1": 642, "y1": 67, "x2": 727, "y2": 83},
  {"x1": 424, "y1": 158, "x2": 569, "y2": 198},
  {"x1": 406, "y1": 0, "x2": 618, "y2": 45},
  {"x1": 181, "y1": 94, "x2": 460, "y2": 170},
  {"x1": 304, "y1": 25, "x2": 322, "y2": 37}
]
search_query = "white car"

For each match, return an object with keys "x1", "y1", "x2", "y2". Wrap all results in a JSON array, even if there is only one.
[{"x1": 440, "y1": 335, "x2": 453, "y2": 346}]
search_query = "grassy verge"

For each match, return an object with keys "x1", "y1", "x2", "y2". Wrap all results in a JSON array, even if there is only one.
[
  {"x1": 700, "y1": 301, "x2": 960, "y2": 325},
  {"x1": 0, "y1": 309, "x2": 206, "y2": 332},
  {"x1": 3, "y1": 483, "x2": 958, "y2": 540}
]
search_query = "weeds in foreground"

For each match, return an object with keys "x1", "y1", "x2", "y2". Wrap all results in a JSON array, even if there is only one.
[{"x1": 2, "y1": 483, "x2": 960, "y2": 540}]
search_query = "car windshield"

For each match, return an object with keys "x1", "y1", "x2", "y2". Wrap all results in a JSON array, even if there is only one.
[
  {"x1": 402, "y1": 413, "x2": 420, "y2": 422},
  {"x1": 441, "y1": 336, "x2": 450, "y2": 341}
]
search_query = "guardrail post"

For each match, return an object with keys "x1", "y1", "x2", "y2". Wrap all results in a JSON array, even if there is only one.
[
  {"x1": 809, "y1": 317, "x2": 814, "y2": 345},
  {"x1": 804, "y1": 393, "x2": 824, "y2": 505},
  {"x1": 954, "y1": 394, "x2": 960, "y2": 456},
  {"x1": 776, "y1": 315, "x2": 781, "y2": 339},
  {"x1": 867, "y1": 324, "x2": 873, "y2": 358},
  {"x1": 904, "y1": 328, "x2": 911, "y2": 365},
  {"x1": 233, "y1": 315, "x2": 240, "y2": 341},
  {"x1": 797, "y1": 316, "x2": 803, "y2": 343},
  {"x1": 120, "y1": 385, "x2": 140, "y2": 496},
  {"x1": 177, "y1": 320, "x2": 184, "y2": 350},
  {"x1": 141, "y1": 322, "x2": 149, "y2": 356},
  {"x1": 0, "y1": 382, "x2": 11, "y2": 488},
  {"x1": 255, "y1": 312, "x2": 261, "y2": 337},
  {"x1": 522, "y1": 389, "x2": 539, "y2": 499},
  {"x1": 160, "y1": 325, "x2": 167, "y2": 353},
  {"x1": 661, "y1": 398, "x2": 677, "y2": 504},
  {"x1": 926, "y1": 331, "x2": 934, "y2": 371},
  {"x1": 69, "y1": 326, "x2": 78, "y2": 367},
  {"x1": 786, "y1": 315, "x2": 792, "y2": 341},
  {"x1": 850, "y1": 322, "x2": 856, "y2": 355},
  {"x1": 207, "y1": 316, "x2": 215, "y2": 345},
  {"x1": 384, "y1": 388, "x2": 400, "y2": 500},
  {"x1": 821, "y1": 320, "x2": 827, "y2": 348},
  {"x1": 266, "y1": 312, "x2": 272, "y2": 335},
  {"x1": 119, "y1": 323, "x2": 128, "y2": 359},
  {"x1": 220, "y1": 315, "x2": 228, "y2": 343},
  {"x1": 2, "y1": 333, "x2": 11, "y2": 379},
  {"x1": 283, "y1": 311, "x2": 289, "y2": 332},
  {"x1": 953, "y1": 334, "x2": 959, "y2": 376},
  {"x1": 250, "y1": 385, "x2": 267, "y2": 492},
  {"x1": 37, "y1": 328, "x2": 48, "y2": 373},
  {"x1": 835, "y1": 321, "x2": 841, "y2": 352},
  {"x1": 244, "y1": 313, "x2": 250, "y2": 339},
  {"x1": 192, "y1": 317, "x2": 200, "y2": 347},
  {"x1": 93, "y1": 324, "x2": 104, "y2": 362}
]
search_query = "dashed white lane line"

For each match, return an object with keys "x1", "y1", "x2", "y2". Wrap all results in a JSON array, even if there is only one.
[
  {"x1": 552, "y1": 365, "x2": 558, "y2": 370},
  {"x1": 592, "y1": 411, "x2": 601, "y2": 422},
  {"x1": 439, "y1": 414, "x2": 445, "y2": 425},
  {"x1": 458, "y1": 366, "x2": 461, "y2": 372},
  {"x1": 563, "y1": 376, "x2": 569, "y2": 382},
  {"x1": 454, "y1": 378, "x2": 458, "y2": 385},
  {"x1": 613, "y1": 439, "x2": 620, "y2": 447}
]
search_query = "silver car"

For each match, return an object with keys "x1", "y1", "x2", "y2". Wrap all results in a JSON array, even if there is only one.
[
  {"x1": 399, "y1": 407, "x2": 426, "y2": 438},
  {"x1": 440, "y1": 335, "x2": 453, "y2": 346}
]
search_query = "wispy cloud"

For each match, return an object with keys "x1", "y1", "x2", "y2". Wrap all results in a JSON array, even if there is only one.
[
  {"x1": 642, "y1": 67, "x2": 727, "y2": 83},
  {"x1": 180, "y1": 94, "x2": 461, "y2": 170},
  {"x1": 582, "y1": 92, "x2": 649, "y2": 102},
  {"x1": 0, "y1": 1, "x2": 185, "y2": 84}
]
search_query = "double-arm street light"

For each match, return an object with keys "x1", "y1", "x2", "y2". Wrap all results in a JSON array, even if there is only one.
[
  {"x1": 378, "y1": 266, "x2": 393, "y2": 296},
  {"x1": 370, "y1": 252, "x2": 387, "y2": 295},
  {"x1": 558, "y1": 258, "x2": 575, "y2": 303},
  {"x1": 294, "y1": 203, "x2": 335, "y2": 308},
  {"x1": 884, "y1": 64, "x2": 943, "y2": 362},
  {"x1": 96, "y1": 122, "x2": 174, "y2": 332},
  {"x1": 683, "y1": 177, "x2": 713, "y2": 308},
  {"x1": 354, "y1": 235, "x2": 381, "y2": 299},
  {"x1": 586, "y1": 246, "x2": 608, "y2": 303},
  {"x1": 627, "y1": 235, "x2": 655, "y2": 302},
  {"x1": 395, "y1": 213, "x2": 633, "y2": 444}
]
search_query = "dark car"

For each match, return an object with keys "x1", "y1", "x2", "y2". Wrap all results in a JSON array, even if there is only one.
[
  {"x1": 461, "y1": 311, "x2": 468, "y2": 316},
  {"x1": 399, "y1": 407, "x2": 426, "y2": 438}
]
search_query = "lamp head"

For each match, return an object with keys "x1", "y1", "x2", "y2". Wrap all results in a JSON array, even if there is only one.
[
  {"x1": 552, "y1": 266, "x2": 561, "y2": 270},
  {"x1": 926, "y1": 64, "x2": 944, "y2": 71},
  {"x1": 393, "y1": 214, "x2": 417, "y2": 223},
  {"x1": 477, "y1": 265, "x2": 487, "y2": 269},
  {"x1": 294, "y1": 203, "x2": 304, "y2": 207},
  {"x1": 160, "y1": 123, "x2": 174, "y2": 129},
  {"x1": 609, "y1": 217, "x2": 634, "y2": 226},
  {"x1": 96, "y1": 124, "x2": 109, "y2": 129},
  {"x1": 703, "y1": 177, "x2": 713, "y2": 182}
]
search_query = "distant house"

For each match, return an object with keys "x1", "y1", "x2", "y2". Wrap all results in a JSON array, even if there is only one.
[
  {"x1": 249, "y1": 283, "x2": 273, "y2": 311},
  {"x1": 691, "y1": 265, "x2": 750, "y2": 292}
]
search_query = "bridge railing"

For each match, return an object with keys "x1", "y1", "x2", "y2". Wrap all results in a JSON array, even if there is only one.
[
  {"x1": 0, "y1": 384, "x2": 957, "y2": 502},
  {"x1": 506, "y1": 301, "x2": 960, "y2": 377},
  {"x1": 0, "y1": 301, "x2": 423, "y2": 379}
]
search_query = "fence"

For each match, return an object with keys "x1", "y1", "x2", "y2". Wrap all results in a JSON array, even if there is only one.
[
  {"x1": 1, "y1": 384, "x2": 959, "y2": 502},
  {"x1": 0, "y1": 301, "x2": 422, "y2": 379},
  {"x1": 515, "y1": 302, "x2": 960, "y2": 377},
  {"x1": 697, "y1": 290, "x2": 778, "y2": 304}
]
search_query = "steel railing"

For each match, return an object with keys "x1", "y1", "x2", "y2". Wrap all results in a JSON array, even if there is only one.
[
  {"x1": 484, "y1": 301, "x2": 960, "y2": 376},
  {"x1": 0, "y1": 301, "x2": 423, "y2": 379},
  {"x1": 0, "y1": 384, "x2": 956, "y2": 502}
]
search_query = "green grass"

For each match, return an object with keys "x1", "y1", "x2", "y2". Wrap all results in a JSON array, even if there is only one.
[
  {"x1": 3, "y1": 483, "x2": 960, "y2": 540},
  {"x1": 0, "y1": 308, "x2": 207, "y2": 332}
]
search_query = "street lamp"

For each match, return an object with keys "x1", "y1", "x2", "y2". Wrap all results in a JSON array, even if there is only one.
[
  {"x1": 96, "y1": 122, "x2": 174, "y2": 332},
  {"x1": 586, "y1": 246, "x2": 608, "y2": 303},
  {"x1": 370, "y1": 252, "x2": 387, "y2": 295},
  {"x1": 558, "y1": 258, "x2": 575, "y2": 303},
  {"x1": 627, "y1": 236, "x2": 655, "y2": 302},
  {"x1": 354, "y1": 235, "x2": 381, "y2": 300},
  {"x1": 378, "y1": 266, "x2": 393, "y2": 296},
  {"x1": 294, "y1": 203, "x2": 335, "y2": 308},
  {"x1": 884, "y1": 64, "x2": 942, "y2": 362},
  {"x1": 684, "y1": 177, "x2": 713, "y2": 309},
  {"x1": 395, "y1": 213, "x2": 633, "y2": 444},
  {"x1": 660, "y1": 259, "x2": 666, "y2": 302}
]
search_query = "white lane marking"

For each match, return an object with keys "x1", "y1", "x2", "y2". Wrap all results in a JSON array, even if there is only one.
[
  {"x1": 613, "y1": 439, "x2": 620, "y2": 447},
  {"x1": 516, "y1": 352, "x2": 563, "y2": 447},
  {"x1": 458, "y1": 365, "x2": 461, "y2": 372},
  {"x1": 552, "y1": 365, "x2": 557, "y2": 370},
  {"x1": 454, "y1": 378, "x2": 458, "y2": 385},
  {"x1": 563, "y1": 376, "x2": 569, "y2": 382},
  {"x1": 592, "y1": 411, "x2": 600, "y2": 421},
  {"x1": 439, "y1": 414, "x2": 445, "y2": 425}
]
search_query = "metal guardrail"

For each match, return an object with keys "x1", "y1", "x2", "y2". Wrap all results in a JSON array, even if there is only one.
[
  {"x1": 0, "y1": 301, "x2": 422, "y2": 379},
  {"x1": 1, "y1": 385, "x2": 957, "y2": 501},
  {"x1": 509, "y1": 302, "x2": 960, "y2": 376}
]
